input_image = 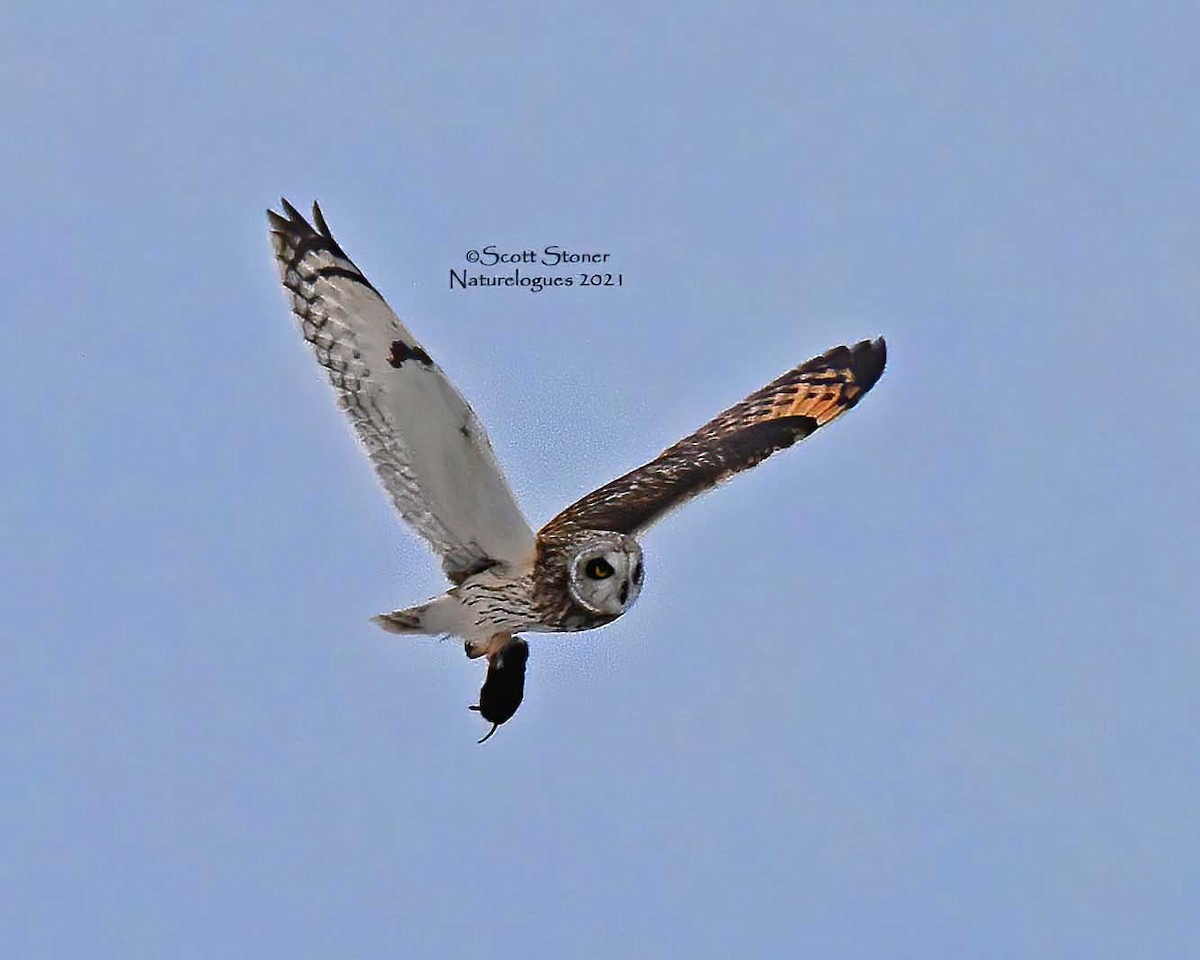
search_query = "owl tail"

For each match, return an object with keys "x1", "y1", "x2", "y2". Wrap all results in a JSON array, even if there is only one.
[{"x1": 371, "y1": 593, "x2": 469, "y2": 636}]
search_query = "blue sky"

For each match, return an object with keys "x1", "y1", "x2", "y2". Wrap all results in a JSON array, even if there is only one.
[{"x1": 3, "y1": 3, "x2": 1198, "y2": 957}]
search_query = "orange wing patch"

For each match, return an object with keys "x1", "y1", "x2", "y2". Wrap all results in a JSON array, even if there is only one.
[{"x1": 708, "y1": 338, "x2": 884, "y2": 437}]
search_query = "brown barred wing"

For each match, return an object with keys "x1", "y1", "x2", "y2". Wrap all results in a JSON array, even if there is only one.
[{"x1": 539, "y1": 338, "x2": 886, "y2": 538}]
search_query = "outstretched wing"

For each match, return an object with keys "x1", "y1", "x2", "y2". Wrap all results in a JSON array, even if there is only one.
[
  {"x1": 540, "y1": 338, "x2": 886, "y2": 538},
  {"x1": 268, "y1": 200, "x2": 536, "y2": 582}
]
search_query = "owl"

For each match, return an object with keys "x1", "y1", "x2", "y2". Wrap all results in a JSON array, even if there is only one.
[{"x1": 268, "y1": 200, "x2": 887, "y2": 742}]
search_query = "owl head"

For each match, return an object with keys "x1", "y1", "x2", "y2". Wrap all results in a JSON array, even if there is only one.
[{"x1": 565, "y1": 532, "x2": 644, "y2": 616}]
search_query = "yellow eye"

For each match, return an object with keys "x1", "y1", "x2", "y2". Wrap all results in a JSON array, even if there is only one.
[{"x1": 585, "y1": 558, "x2": 614, "y2": 579}]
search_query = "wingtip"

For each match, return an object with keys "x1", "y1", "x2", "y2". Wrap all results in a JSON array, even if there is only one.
[
  {"x1": 266, "y1": 197, "x2": 351, "y2": 262},
  {"x1": 849, "y1": 336, "x2": 887, "y2": 391},
  {"x1": 267, "y1": 198, "x2": 306, "y2": 230},
  {"x1": 279, "y1": 197, "x2": 303, "y2": 220},
  {"x1": 311, "y1": 201, "x2": 332, "y2": 237}
]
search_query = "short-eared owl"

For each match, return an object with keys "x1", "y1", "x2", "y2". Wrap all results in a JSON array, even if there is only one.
[{"x1": 268, "y1": 200, "x2": 887, "y2": 742}]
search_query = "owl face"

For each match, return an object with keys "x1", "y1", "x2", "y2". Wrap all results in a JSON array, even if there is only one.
[{"x1": 566, "y1": 533, "x2": 644, "y2": 617}]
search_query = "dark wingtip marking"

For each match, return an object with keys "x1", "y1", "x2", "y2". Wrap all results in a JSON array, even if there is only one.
[
  {"x1": 311, "y1": 201, "x2": 333, "y2": 238},
  {"x1": 848, "y1": 337, "x2": 887, "y2": 393},
  {"x1": 802, "y1": 337, "x2": 886, "y2": 412},
  {"x1": 267, "y1": 198, "x2": 351, "y2": 262},
  {"x1": 388, "y1": 339, "x2": 434, "y2": 369}
]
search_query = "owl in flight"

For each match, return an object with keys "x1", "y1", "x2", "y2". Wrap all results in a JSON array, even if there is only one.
[{"x1": 268, "y1": 200, "x2": 886, "y2": 742}]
